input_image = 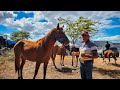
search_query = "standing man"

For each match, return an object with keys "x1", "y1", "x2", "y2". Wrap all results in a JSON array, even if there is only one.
[{"x1": 79, "y1": 30, "x2": 98, "y2": 79}]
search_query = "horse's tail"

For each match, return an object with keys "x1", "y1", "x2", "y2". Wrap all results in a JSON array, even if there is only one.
[
  {"x1": 14, "y1": 40, "x2": 24, "y2": 73},
  {"x1": 15, "y1": 58, "x2": 20, "y2": 72}
]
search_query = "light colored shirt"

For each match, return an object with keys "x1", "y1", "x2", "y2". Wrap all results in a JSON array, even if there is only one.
[{"x1": 79, "y1": 40, "x2": 97, "y2": 61}]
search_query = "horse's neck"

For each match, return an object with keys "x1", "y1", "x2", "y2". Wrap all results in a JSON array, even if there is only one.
[{"x1": 38, "y1": 31, "x2": 56, "y2": 51}]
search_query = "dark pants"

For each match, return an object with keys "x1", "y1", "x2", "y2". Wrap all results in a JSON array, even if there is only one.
[{"x1": 80, "y1": 60, "x2": 93, "y2": 79}]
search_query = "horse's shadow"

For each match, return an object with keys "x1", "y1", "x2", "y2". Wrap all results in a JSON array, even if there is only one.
[
  {"x1": 103, "y1": 61, "x2": 120, "y2": 67},
  {"x1": 111, "y1": 63, "x2": 120, "y2": 67},
  {"x1": 55, "y1": 66, "x2": 78, "y2": 73}
]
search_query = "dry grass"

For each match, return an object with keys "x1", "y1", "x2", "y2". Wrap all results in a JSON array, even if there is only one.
[{"x1": 0, "y1": 50, "x2": 120, "y2": 79}]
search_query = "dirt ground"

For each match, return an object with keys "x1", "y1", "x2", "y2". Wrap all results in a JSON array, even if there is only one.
[{"x1": 0, "y1": 55, "x2": 120, "y2": 79}]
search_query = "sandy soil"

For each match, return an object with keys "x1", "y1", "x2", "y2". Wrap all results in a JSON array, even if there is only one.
[{"x1": 0, "y1": 55, "x2": 120, "y2": 79}]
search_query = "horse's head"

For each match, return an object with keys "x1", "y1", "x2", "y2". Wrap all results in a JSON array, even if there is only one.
[{"x1": 54, "y1": 23, "x2": 70, "y2": 49}]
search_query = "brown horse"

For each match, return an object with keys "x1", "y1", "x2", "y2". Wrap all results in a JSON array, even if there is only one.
[
  {"x1": 14, "y1": 23, "x2": 69, "y2": 79},
  {"x1": 51, "y1": 43, "x2": 70, "y2": 69},
  {"x1": 71, "y1": 51, "x2": 80, "y2": 67},
  {"x1": 103, "y1": 50, "x2": 117, "y2": 64}
]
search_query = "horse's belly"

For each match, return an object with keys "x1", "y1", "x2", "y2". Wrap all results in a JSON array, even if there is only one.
[
  {"x1": 21, "y1": 48, "x2": 51, "y2": 63},
  {"x1": 21, "y1": 52, "x2": 38, "y2": 62},
  {"x1": 22, "y1": 53, "x2": 50, "y2": 63},
  {"x1": 24, "y1": 56, "x2": 37, "y2": 62}
]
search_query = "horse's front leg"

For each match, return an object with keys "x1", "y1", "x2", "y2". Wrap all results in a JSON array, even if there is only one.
[
  {"x1": 43, "y1": 61, "x2": 48, "y2": 79},
  {"x1": 76, "y1": 56, "x2": 78, "y2": 67},
  {"x1": 113, "y1": 55, "x2": 117, "y2": 65},
  {"x1": 114, "y1": 58, "x2": 117, "y2": 65},
  {"x1": 33, "y1": 62, "x2": 41, "y2": 79},
  {"x1": 62, "y1": 55, "x2": 65, "y2": 66},
  {"x1": 108, "y1": 55, "x2": 111, "y2": 64},
  {"x1": 102, "y1": 55, "x2": 105, "y2": 63}
]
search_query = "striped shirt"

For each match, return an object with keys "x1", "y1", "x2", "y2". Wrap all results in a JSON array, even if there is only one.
[{"x1": 79, "y1": 40, "x2": 98, "y2": 61}]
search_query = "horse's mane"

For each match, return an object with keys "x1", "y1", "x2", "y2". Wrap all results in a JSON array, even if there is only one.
[{"x1": 35, "y1": 28, "x2": 56, "y2": 46}]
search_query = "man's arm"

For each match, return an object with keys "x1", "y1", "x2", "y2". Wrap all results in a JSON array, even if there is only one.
[{"x1": 80, "y1": 50, "x2": 98, "y2": 58}]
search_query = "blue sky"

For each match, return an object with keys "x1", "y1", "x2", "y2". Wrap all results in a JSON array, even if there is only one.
[
  {"x1": 14, "y1": 12, "x2": 34, "y2": 20},
  {"x1": 0, "y1": 11, "x2": 120, "y2": 44}
]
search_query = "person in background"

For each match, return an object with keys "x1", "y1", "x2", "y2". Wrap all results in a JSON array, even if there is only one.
[
  {"x1": 102, "y1": 41, "x2": 111, "y2": 56},
  {"x1": 105, "y1": 41, "x2": 111, "y2": 50},
  {"x1": 79, "y1": 30, "x2": 98, "y2": 79}
]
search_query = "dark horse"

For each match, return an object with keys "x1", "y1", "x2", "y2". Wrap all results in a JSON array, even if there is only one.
[
  {"x1": 70, "y1": 46, "x2": 80, "y2": 67},
  {"x1": 103, "y1": 50, "x2": 117, "y2": 64},
  {"x1": 14, "y1": 23, "x2": 69, "y2": 79},
  {"x1": 51, "y1": 43, "x2": 70, "y2": 69}
]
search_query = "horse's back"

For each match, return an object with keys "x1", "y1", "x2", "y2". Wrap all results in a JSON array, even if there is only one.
[
  {"x1": 14, "y1": 40, "x2": 38, "y2": 49},
  {"x1": 57, "y1": 46, "x2": 66, "y2": 55},
  {"x1": 104, "y1": 50, "x2": 114, "y2": 54},
  {"x1": 52, "y1": 44, "x2": 66, "y2": 55},
  {"x1": 14, "y1": 40, "x2": 37, "y2": 57}
]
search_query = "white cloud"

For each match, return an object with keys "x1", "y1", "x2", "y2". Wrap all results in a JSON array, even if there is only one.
[
  {"x1": 0, "y1": 11, "x2": 120, "y2": 41},
  {"x1": 33, "y1": 11, "x2": 45, "y2": 22},
  {"x1": 93, "y1": 35, "x2": 120, "y2": 41},
  {"x1": 0, "y1": 11, "x2": 17, "y2": 23}
]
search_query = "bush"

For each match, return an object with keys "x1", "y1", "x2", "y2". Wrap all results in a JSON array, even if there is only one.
[{"x1": 0, "y1": 49, "x2": 14, "y2": 64}]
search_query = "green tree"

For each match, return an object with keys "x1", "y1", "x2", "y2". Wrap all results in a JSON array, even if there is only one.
[
  {"x1": 10, "y1": 30, "x2": 31, "y2": 42},
  {"x1": 58, "y1": 16, "x2": 100, "y2": 46}
]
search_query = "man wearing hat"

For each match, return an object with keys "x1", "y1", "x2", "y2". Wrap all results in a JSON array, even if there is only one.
[{"x1": 79, "y1": 30, "x2": 98, "y2": 79}]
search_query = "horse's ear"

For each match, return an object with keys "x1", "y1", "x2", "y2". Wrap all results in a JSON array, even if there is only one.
[{"x1": 57, "y1": 23, "x2": 59, "y2": 30}]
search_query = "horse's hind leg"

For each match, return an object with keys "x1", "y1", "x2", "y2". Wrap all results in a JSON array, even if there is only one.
[
  {"x1": 15, "y1": 57, "x2": 21, "y2": 79},
  {"x1": 33, "y1": 62, "x2": 41, "y2": 79},
  {"x1": 76, "y1": 56, "x2": 78, "y2": 67},
  {"x1": 51, "y1": 53, "x2": 57, "y2": 69},
  {"x1": 52, "y1": 58, "x2": 57, "y2": 69},
  {"x1": 20, "y1": 57, "x2": 26, "y2": 79},
  {"x1": 43, "y1": 62, "x2": 48, "y2": 79},
  {"x1": 113, "y1": 55, "x2": 117, "y2": 65}
]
